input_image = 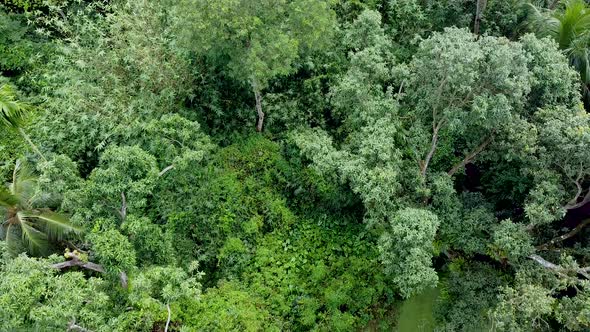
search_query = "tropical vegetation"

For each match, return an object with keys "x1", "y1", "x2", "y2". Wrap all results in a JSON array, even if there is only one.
[{"x1": 1, "y1": 0, "x2": 590, "y2": 331}]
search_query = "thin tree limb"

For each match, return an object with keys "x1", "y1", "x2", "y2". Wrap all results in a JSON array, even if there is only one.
[
  {"x1": 474, "y1": 0, "x2": 488, "y2": 37},
  {"x1": 421, "y1": 118, "x2": 445, "y2": 177},
  {"x1": 51, "y1": 260, "x2": 106, "y2": 273},
  {"x1": 529, "y1": 254, "x2": 560, "y2": 269},
  {"x1": 536, "y1": 218, "x2": 590, "y2": 251},
  {"x1": 448, "y1": 132, "x2": 495, "y2": 176},
  {"x1": 557, "y1": 162, "x2": 589, "y2": 210},
  {"x1": 396, "y1": 80, "x2": 405, "y2": 102},
  {"x1": 120, "y1": 270, "x2": 128, "y2": 290}
]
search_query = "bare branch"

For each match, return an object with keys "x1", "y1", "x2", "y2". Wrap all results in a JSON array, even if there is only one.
[
  {"x1": 529, "y1": 254, "x2": 590, "y2": 280},
  {"x1": 252, "y1": 80, "x2": 264, "y2": 132},
  {"x1": 165, "y1": 303, "x2": 171, "y2": 332},
  {"x1": 565, "y1": 189, "x2": 590, "y2": 210},
  {"x1": 529, "y1": 254, "x2": 560, "y2": 270},
  {"x1": 158, "y1": 165, "x2": 175, "y2": 177},
  {"x1": 119, "y1": 192, "x2": 127, "y2": 222},
  {"x1": 536, "y1": 219, "x2": 590, "y2": 251},
  {"x1": 67, "y1": 321, "x2": 93, "y2": 332},
  {"x1": 120, "y1": 271, "x2": 128, "y2": 290},
  {"x1": 396, "y1": 80, "x2": 405, "y2": 102},
  {"x1": 448, "y1": 131, "x2": 495, "y2": 176},
  {"x1": 51, "y1": 251, "x2": 105, "y2": 274},
  {"x1": 474, "y1": 0, "x2": 488, "y2": 37},
  {"x1": 421, "y1": 118, "x2": 446, "y2": 177},
  {"x1": 560, "y1": 163, "x2": 586, "y2": 209}
]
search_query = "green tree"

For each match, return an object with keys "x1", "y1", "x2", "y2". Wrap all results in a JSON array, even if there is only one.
[
  {"x1": 0, "y1": 248, "x2": 111, "y2": 331},
  {"x1": 379, "y1": 208, "x2": 439, "y2": 298},
  {"x1": 177, "y1": 0, "x2": 336, "y2": 131},
  {"x1": 0, "y1": 160, "x2": 80, "y2": 255}
]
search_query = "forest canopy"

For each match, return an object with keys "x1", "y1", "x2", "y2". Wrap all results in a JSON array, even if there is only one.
[{"x1": 1, "y1": 0, "x2": 590, "y2": 331}]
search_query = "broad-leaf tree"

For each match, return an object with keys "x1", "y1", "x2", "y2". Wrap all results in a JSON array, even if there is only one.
[{"x1": 177, "y1": 0, "x2": 336, "y2": 131}]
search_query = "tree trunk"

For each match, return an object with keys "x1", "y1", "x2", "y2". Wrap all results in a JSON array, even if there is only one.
[
  {"x1": 252, "y1": 82, "x2": 264, "y2": 132},
  {"x1": 474, "y1": 0, "x2": 487, "y2": 37}
]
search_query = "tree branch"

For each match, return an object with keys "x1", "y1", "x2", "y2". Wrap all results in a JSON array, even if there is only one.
[
  {"x1": 529, "y1": 254, "x2": 590, "y2": 280},
  {"x1": 420, "y1": 118, "x2": 445, "y2": 177},
  {"x1": 252, "y1": 80, "x2": 264, "y2": 132},
  {"x1": 565, "y1": 189, "x2": 590, "y2": 210},
  {"x1": 448, "y1": 132, "x2": 495, "y2": 176},
  {"x1": 119, "y1": 192, "x2": 127, "y2": 222},
  {"x1": 536, "y1": 219, "x2": 590, "y2": 251},
  {"x1": 51, "y1": 251, "x2": 105, "y2": 273},
  {"x1": 120, "y1": 271, "x2": 128, "y2": 290},
  {"x1": 474, "y1": 0, "x2": 488, "y2": 37},
  {"x1": 67, "y1": 321, "x2": 93, "y2": 332},
  {"x1": 165, "y1": 303, "x2": 171, "y2": 332},
  {"x1": 561, "y1": 163, "x2": 586, "y2": 210},
  {"x1": 158, "y1": 165, "x2": 175, "y2": 177}
]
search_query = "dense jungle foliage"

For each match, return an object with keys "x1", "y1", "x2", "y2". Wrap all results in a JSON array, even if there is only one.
[{"x1": 2, "y1": 0, "x2": 590, "y2": 331}]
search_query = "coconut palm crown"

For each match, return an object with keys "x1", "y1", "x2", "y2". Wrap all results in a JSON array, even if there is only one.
[{"x1": 0, "y1": 159, "x2": 80, "y2": 255}]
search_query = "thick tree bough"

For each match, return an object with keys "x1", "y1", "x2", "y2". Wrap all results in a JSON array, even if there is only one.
[
  {"x1": 529, "y1": 254, "x2": 590, "y2": 279},
  {"x1": 51, "y1": 251, "x2": 106, "y2": 274}
]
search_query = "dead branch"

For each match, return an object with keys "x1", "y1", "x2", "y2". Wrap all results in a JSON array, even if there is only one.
[{"x1": 51, "y1": 251, "x2": 105, "y2": 274}]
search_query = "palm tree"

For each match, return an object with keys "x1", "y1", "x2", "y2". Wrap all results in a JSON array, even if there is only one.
[
  {"x1": 0, "y1": 159, "x2": 80, "y2": 255},
  {"x1": 0, "y1": 84, "x2": 47, "y2": 161}
]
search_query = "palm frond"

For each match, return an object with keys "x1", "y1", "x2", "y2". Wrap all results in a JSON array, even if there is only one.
[
  {"x1": 0, "y1": 187, "x2": 19, "y2": 208},
  {"x1": 10, "y1": 159, "x2": 38, "y2": 205},
  {"x1": 0, "y1": 84, "x2": 30, "y2": 130},
  {"x1": 526, "y1": 2, "x2": 560, "y2": 38},
  {"x1": 19, "y1": 220, "x2": 48, "y2": 255},
  {"x1": 21, "y1": 210, "x2": 81, "y2": 240},
  {"x1": 3, "y1": 224, "x2": 24, "y2": 256}
]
